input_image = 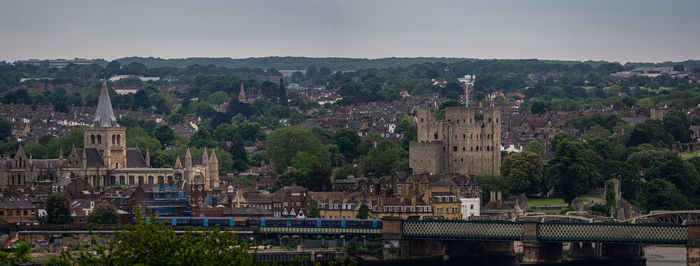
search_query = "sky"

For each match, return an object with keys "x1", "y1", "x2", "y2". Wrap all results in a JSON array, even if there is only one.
[{"x1": 1, "y1": 0, "x2": 699, "y2": 63}]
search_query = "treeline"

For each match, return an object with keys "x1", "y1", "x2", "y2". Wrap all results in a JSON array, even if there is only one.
[{"x1": 482, "y1": 110, "x2": 699, "y2": 212}]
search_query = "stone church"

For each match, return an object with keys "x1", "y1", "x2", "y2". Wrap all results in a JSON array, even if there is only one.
[
  {"x1": 409, "y1": 105, "x2": 501, "y2": 176},
  {"x1": 0, "y1": 81, "x2": 221, "y2": 191}
]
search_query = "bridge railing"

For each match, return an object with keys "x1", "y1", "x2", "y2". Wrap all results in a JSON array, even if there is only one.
[{"x1": 402, "y1": 220, "x2": 523, "y2": 241}]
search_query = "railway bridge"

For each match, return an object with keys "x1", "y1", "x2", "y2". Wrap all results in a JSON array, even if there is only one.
[{"x1": 3, "y1": 212, "x2": 700, "y2": 265}]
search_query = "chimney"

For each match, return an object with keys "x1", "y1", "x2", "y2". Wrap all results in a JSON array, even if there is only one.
[
  {"x1": 497, "y1": 191, "x2": 502, "y2": 204},
  {"x1": 489, "y1": 191, "x2": 496, "y2": 203}
]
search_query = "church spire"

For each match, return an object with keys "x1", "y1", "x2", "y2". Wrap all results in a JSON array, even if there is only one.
[
  {"x1": 93, "y1": 80, "x2": 117, "y2": 127},
  {"x1": 238, "y1": 81, "x2": 246, "y2": 102},
  {"x1": 201, "y1": 147, "x2": 209, "y2": 165},
  {"x1": 174, "y1": 156, "x2": 183, "y2": 168}
]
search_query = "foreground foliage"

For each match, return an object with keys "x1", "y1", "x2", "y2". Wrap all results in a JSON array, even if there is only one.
[{"x1": 51, "y1": 218, "x2": 257, "y2": 265}]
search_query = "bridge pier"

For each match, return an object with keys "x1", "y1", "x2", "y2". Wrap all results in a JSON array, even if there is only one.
[
  {"x1": 689, "y1": 221, "x2": 700, "y2": 266},
  {"x1": 381, "y1": 217, "x2": 403, "y2": 260},
  {"x1": 521, "y1": 221, "x2": 562, "y2": 264}
]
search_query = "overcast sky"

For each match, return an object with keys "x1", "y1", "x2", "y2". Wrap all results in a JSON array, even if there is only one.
[{"x1": 1, "y1": 0, "x2": 699, "y2": 63}]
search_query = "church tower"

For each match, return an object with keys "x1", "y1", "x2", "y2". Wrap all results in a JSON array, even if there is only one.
[{"x1": 83, "y1": 80, "x2": 127, "y2": 169}]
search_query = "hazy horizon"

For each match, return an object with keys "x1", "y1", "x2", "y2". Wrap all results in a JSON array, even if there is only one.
[{"x1": 1, "y1": 0, "x2": 699, "y2": 64}]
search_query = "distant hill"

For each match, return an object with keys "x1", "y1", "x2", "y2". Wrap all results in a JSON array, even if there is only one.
[
  {"x1": 93, "y1": 56, "x2": 700, "y2": 72},
  {"x1": 105, "y1": 57, "x2": 471, "y2": 71}
]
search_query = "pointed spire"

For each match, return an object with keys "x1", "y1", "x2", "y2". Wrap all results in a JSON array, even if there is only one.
[
  {"x1": 201, "y1": 147, "x2": 209, "y2": 164},
  {"x1": 238, "y1": 81, "x2": 246, "y2": 102},
  {"x1": 59, "y1": 147, "x2": 64, "y2": 160},
  {"x1": 174, "y1": 156, "x2": 183, "y2": 168},
  {"x1": 184, "y1": 147, "x2": 192, "y2": 168},
  {"x1": 209, "y1": 149, "x2": 218, "y2": 163},
  {"x1": 145, "y1": 148, "x2": 150, "y2": 167},
  {"x1": 93, "y1": 80, "x2": 117, "y2": 127}
]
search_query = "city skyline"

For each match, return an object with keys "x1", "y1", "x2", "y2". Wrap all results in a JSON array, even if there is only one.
[{"x1": 0, "y1": 0, "x2": 699, "y2": 63}]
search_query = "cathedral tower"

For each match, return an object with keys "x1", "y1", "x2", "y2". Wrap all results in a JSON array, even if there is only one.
[{"x1": 83, "y1": 81, "x2": 127, "y2": 169}]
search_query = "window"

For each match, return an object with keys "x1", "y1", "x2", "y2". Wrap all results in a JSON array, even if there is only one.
[
  {"x1": 97, "y1": 135, "x2": 101, "y2": 144},
  {"x1": 0, "y1": 211, "x2": 3, "y2": 216},
  {"x1": 434, "y1": 133, "x2": 438, "y2": 139},
  {"x1": 453, "y1": 146, "x2": 457, "y2": 151},
  {"x1": 23, "y1": 210, "x2": 28, "y2": 216},
  {"x1": 470, "y1": 204, "x2": 474, "y2": 209}
]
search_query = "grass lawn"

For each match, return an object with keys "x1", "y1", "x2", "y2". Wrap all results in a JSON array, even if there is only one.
[
  {"x1": 679, "y1": 152, "x2": 698, "y2": 159},
  {"x1": 527, "y1": 198, "x2": 567, "y2": 208}
]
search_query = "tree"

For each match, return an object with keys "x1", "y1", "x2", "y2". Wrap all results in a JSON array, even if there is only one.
[
  {"x1": 663, "y1": 110, "x2": 692, "y2": 143},
  {"x1": 524, "y1": 140, "x2": 545, "y2": 156},
  {"x1": 545, "y1": 139, "x2": 602, "y2": 203},
  {"x1": 87, "y1": 204, "x2": 120, "y2": 224},
  {"x1": 332, "y1": 128, "x2": 361, "y2": 159},
  {"x1": 0, "y1": 119, "x2": 11, "y2": 142},
  {"x1": 501, "y1": 151, "x2": 544, "y2": 194},
  {"x1": 530, "y1": 100, "x2": 547, "y2": 114},
  {"x1": 152, "y1": 125, "x2": 176, "y2": 147},
  {"x1": 673, "y1": 64, "x2": 685, "y2": 71},
  {"x1": 627, "y1": 120, "x2": 674, "y2": 148},
  {"x1": 266, "y1": 127, "x2": 329, "y2": 173},
  {"x1": 360, "y1": 140, "x2": 408, "y2": 178},
  {"x1": 208, "y1": 91, "x2": 228, "y2": 105},
  {"x1": 308, "y1": 202, "x2": 321, "y2": 218},
  {"x1": 356, "y1": 203, "x2": 370, "y2": 219},
  {"x1": 189, "y1": 126, "x2": 217, "y2": 148},
  {"x1": 46, "y1": 194, "x2": 71, "y2": 224},
  {"x1": 58, "y1": 217, "x2": 257, "y2": 265}
]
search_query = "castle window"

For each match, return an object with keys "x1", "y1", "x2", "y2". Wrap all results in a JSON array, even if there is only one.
[
  {"x1": 443, "y1": 147, "x2": 446, "y2": 152},
  {"x1": 476, "y1": 146, "x2": 479, "y2": 151},
  {"x1": 486, "y1": 146, "x2": 490, "y2": 151},
  {"x1": 463, "y1": 134, "x2": 466, "y2": 139},
  {"x1": 97, "y1": 135, "x2": 102, "y2": 144},
  {"x1": 91, "y1": 135, "x2": 95, "y2": 144},
  {"x1": 470, "y1": 147, "x2": 473, "y2": 151},
  {"x1": 421, "y1": 118, "x2": 424, "y2": 122},
  {"x1": 112, "y1": 135, "x2": 116, "y2": 145},
  {"x1": 117, "y1": 135, "x2": 121, "y2": 145},
  {"x1": 471, "y1": 134, "x2": 473, "y2": 139},
  {"x1": 462, "y1": 147, "x2": 466, "y2": 152},
  {"x1": 489, "y1": 118, "x2": 492, "y2": 122},
  {"x1": 461, "y1": 158, "x2": 464, "y2": 162},
  {"x1": 470, "y1": 118, "x2": 472, "y2": 123},
  {"x1": 453, "y1": 146, "x2": 457, "y2": 151},
  {"x1": 434, "y1": 133, "x2": 438, "y2": 139},
  {"x1": 496, "y1": 118, "x2": 499, "y2": 123}
]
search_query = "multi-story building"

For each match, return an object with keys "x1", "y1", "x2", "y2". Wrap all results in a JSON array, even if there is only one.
[{"x1": 410, "y1": 106, "x2": 501, "y2": 176}]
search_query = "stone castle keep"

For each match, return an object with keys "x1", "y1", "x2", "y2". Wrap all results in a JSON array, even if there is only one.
[{"x1": 409, "y1": 106, "x2": 501, "y2": 176}]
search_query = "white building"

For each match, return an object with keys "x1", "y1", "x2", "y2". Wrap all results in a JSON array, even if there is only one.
[{"x1": 460, "y1": 197, "x2": 480, "y2": 219}]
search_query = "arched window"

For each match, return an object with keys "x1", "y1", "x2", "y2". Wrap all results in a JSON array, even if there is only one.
[
  {"x1": 148, "y1": 176, "x2": 154, "y2": 184},
  {"x1": 112, "y1": 135, "x2": 116, "y2": 145},
  {"x1": 119, "y1": 176, "x2": 125, "y2": 185},
  {"x1": 129, "y1": 176, "x2": 134, "y2": 185},
  {"x1": 91, "y1": 135, "x2": 95, "y2": 144},
  {"x1": 117, "y1": 135, "x2": 121, "y2": 145},
  {"x1": 97, "y1": 135, "x2": 102, "y2": 144}
]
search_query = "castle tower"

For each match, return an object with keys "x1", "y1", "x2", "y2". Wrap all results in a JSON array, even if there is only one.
[
  {"x1": 238, "y1": 81, "x2": 246, "y2": 103},
  {"x1": 410, "y1": 106, "x2": 501, "y2": 176},
  {"x1": 83, "y1": 80, "x2": 127, "y2": 169},
  {"x1": 209, "y1": 149, "x2": 219, "y2": 189}
]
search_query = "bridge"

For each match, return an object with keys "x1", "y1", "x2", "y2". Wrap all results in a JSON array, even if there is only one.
[{"x1": 3, "y1": 213, "x2": 700, "y2": 265}]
